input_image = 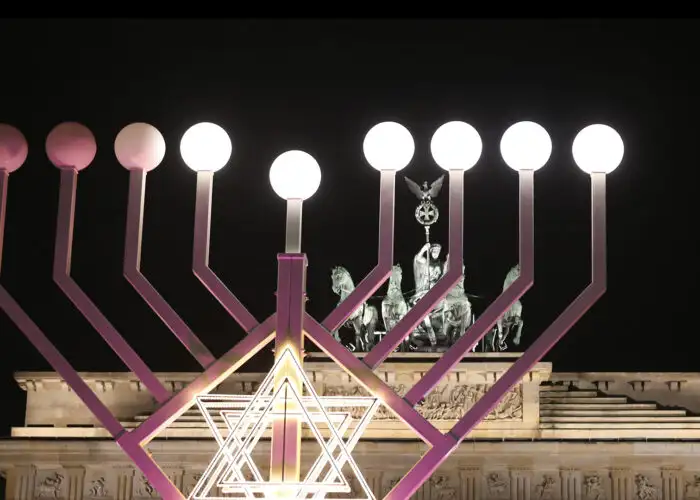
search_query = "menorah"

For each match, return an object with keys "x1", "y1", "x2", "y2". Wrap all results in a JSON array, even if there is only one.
[{"x1": 0, "y1": 118, "x2": 622, "y2": 499}]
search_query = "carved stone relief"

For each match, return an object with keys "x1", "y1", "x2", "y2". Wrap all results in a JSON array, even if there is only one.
[
  {"x1": 86, "y1": 477, "x2": 108, "y2": 498},
  {"x1": 322, "y1": 383, "x2": 523, "y2": 421},
  {"x1": 533, "y1": 474, "x2": 557, "y2": 499},
  {"x1": 484, "y1": 471, "x2": 509, "y2": 499},
  {"x1": 429, "y1": 474, "x2": 457, "y2": 500},
  {"x1": 687, "y1": 475, "x2": 700, "y2": 499},
  {"x1": 35, "y1": 472, "x2": 64, "y2": 499},
  {"x1": 583, "y1": 474, "x2": 606, "y2": 500},
  {"x1": 182, "y1": 473, "x2": 202, "y2": 498},
  {"x1": 634, "y1": 474, "x2": 658, "y2": 500},
  {"x1": 133, "y1": 474, "x2": 156, "y2": 498}
]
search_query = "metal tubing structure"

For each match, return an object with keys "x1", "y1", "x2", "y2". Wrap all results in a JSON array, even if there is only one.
[
  {"x1": 124, "y1": 168, "x2": 216, "y2": 368},
  {"x1": 53, "y1": 168, "x2": 170, "y2": 403},
  {"x1": 194, "y1": 171, "x2": 258, "y2": 332},
  {"x1": 322, "y1": 170, "x2": 395, "y2": 333},
  {"x1": 384, "y1": 172, "x2": 607, "y2": 500},
  {"x1": 404, "y1": 169, "x2": 535, "y2": 404},
  {"x1": 0, "y1": 170, "x2": 125, "y2": 438},
  {"x1": 363, "y1": 169, "x2": 464, "y2": 367}
]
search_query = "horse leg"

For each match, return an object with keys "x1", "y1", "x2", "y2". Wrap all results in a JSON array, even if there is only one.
[{"x1": 512, "y1": 318, "x2": 524, "y2": 346}]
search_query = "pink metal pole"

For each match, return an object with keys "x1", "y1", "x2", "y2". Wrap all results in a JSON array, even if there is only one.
[
  {"x1": 124, "y1": 169, "x2": 215, "y2": 368},
  {"x1": 384, "y1": 172, "x2": 607, "y2": 500},
  {"x1": 363, "y1": 169, "x2": 464, "y2": 368},
  {"x1": 53, "y1": 168, "x2": 170, "y2": 403},
  {"x1": 322, "y1": 170, "x2": 395, "y2": 333},
  {"x1": 0, "y1": 170, "x2": 124, "y2": 438},
  {"x1": 193, "y1": 171, "x2": 258, "y2": 332},
  {"x1": 119, "y1": 441, "x2": 186, "y2": 500},
  {"x1": 404, "y1": 169, "x2": 535, "y2": 404},
  {"x1": 304, "y1": 314, "x2": 444, "y2": 446},
  {"x1": 119, "y1": 314, "x2": 276, "y2": 447}
]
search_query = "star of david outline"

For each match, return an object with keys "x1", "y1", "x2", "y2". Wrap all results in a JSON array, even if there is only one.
[
  {"x1": 190, "y1": 348, "x2": 380, "y2": 500},
  {"x1": 414, "y1": 200, "x2": 439, "y2": 226}
]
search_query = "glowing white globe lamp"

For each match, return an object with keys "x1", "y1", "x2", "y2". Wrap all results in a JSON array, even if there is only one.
[
  {"x1": 500, "y1": 121, "x2": 552, "y2": 171},
  {"x1": 362, "y1": 122, "x2": 415, "y2": 171},
  {"x1": 180, "y1": 122, "x2": 232, "y2": 172},
  {"x1": 572, "y1": 124, "x2": 624, "y2": 174},
  {"x1": 269, "y1": 150, "x2": 322, "y2": 201},
  {"x1": 430, "y1": 121, "x2": 482, "y2": 171}
]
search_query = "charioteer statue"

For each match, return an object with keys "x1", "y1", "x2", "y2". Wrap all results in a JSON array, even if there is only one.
[{"x1": 329, "y1": 173, "x2": 524, "y2": 353}]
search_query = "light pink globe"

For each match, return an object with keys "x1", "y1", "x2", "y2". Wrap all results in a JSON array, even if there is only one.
[
  {"x1": 0, "y1": 124, "x2": 29, "y2": 173},
  {"x1": 45, "y1": 122, "x2": 97, "y2": 171},
  {"x1": 114, "y1": 122, "x2": 166, "y2": 171}
]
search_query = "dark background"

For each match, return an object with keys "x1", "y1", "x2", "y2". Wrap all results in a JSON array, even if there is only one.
[{"x1": 0, "y1": 19, "x2": 697, "y2": 436}]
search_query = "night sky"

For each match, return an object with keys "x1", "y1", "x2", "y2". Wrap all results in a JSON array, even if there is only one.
[{"x1": 0, "y1": 19, "x2": 697, "y2": 435}]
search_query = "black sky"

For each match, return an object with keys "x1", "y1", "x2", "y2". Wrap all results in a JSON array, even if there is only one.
[{"x1": 0, "y1": 19, "x2": 697, "y2": 433}]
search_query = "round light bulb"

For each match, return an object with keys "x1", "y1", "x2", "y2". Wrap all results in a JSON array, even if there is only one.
[
  {"x1": 269, "y1": 150, "x2": 322, "y2": 200},
  {"x1": 362, "y1": 122, "x2": 415, "y2": 171},
  {"x1": 179, "y1": 122, "x2": 232, "y2": 172},
  {"x1": 572, "y1": 124, "x2": 624, "y2": 174},
  {"x1": 0, "y1": 124, "x2": 28, "y2": 173},
  {"x1": 46, "y1": 122, "x2": 97, "y2": 171},
  {"x1": 114, "y1": 122, "x2": 166, "y2": 172},
  {"x1": 500, "y1": 121, "x2": 552, "y2": 171},
  {"x1": 430, "y1": 121, "x2": 482, "y2": 171}
]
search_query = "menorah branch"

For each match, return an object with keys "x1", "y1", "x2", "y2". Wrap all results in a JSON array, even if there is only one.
[
  {"x1": 124, "y1": 169, "x2": 216, "y2": 368},
  {"x1": 304, "y1": 314, "x2": 444, "y2": 446},
  {"x1": 120, "y1": 314, "x2": 277, "y2": 447},
  {"x1": 404, "y1": 169, "x2": 535, "y2": 405},
  {"x1": 118, "y1": 441, "x2": 185, "y2": 500},
  {"x1": 322, "y1": 170, "x2": 395, "y2": 333},
  {"x1": 0, "y1": 171, "x2": 124, "y2": 438},
  {"x1": 53, "y1": 169, "x2": 170, "y2": 403},
  {"x1": 193, "y1": 171, "x2": 259, "y2": 332},
  {"x1": 384, "y1": 172, "x2": 607, "y2": 500},
  {"x1": 363, "y1": 170, "x2": 464, "y2": 368}
]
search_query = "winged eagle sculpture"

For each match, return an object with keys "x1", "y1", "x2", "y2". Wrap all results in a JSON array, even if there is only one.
[{"x1": 405, "y1": 175, "x2": 445, "y2": 201}]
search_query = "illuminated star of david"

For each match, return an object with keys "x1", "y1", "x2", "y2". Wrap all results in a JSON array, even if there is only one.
[{"x1": 190, "y1": 348, "x2": 380, "y2": 500}]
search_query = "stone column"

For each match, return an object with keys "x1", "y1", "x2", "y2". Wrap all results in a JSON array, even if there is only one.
[
  {"x1": 459, "y1": 467, "x2": 481, "y2": 500},
  {"x1": 63, "y1": 467, "x2": 86, "y2": 500},
  {"x1": 560, "y1": 468, "x2": 582, "y2": 500},
  {"x1": 510, "y1": 468, "x2": 532, "y2": 500},
  {"x1": 661, "y1": 469, "x2": 684, "y2": 500},
  {"x1": 4, "y1": 466, "x2": 35, "y2": 500},
  {"x1": 115, "y1": 468, "x2": 134, "y2": 500},
  {"x1": 610, "y1": 469, "x2": 633, "y2": 500}
]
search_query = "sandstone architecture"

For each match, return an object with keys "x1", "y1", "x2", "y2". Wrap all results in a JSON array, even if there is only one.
[{"x1": 2, "y1": 353, "x2": 700, "y2": 500}]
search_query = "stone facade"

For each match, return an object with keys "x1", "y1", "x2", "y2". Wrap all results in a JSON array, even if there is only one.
[{"x1": 2, "y1": 354, "x2": 700, "y2": 499}]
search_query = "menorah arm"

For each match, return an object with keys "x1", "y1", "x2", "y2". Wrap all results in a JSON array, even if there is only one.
[
  {"x1": 0, "y1": 171, "x2": 124, "y2": 438},
  {"x1": 385, "y1": 173, "x2": 607, "y2": 500},
  {"x1": 53, "y1": 169, "x2": 170, "y2": 404},
  {"x1": 322, "y1": 170, "x2": 395, "y2": 333},
  {"x1": 363, "y1": 170, "x2": 464, "y2": 368},
  {"x1": 118, "y1": 444, "x2": 185, "y2": 500},
  {"x1": 119, "y1": 313, "x2": 277, "y2": 447},
  {"x1": 124, "y1": 169, "x2": 215, "y2": 368},
  {"x1": 193, "y1": 171, "x2": 258, "y2": 332},
  {"x1": 404, "y1": 169, "x2": 535, "y2": 404},
  {"x1": 303, "y1": 313, "x2": 444, "y2": 446}
]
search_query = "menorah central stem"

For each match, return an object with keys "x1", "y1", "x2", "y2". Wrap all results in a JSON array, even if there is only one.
[{"x1": 271, "y1": 253, "x2": 307, "y2": 489}]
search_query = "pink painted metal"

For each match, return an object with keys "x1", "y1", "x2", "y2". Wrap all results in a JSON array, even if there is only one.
[
  {"x1": 384, "y1": 172, "x2": 607, "y2": 500},
  {"x1": 45, "y1": 122, "x2": 97, "y2": 171},
  {"x1": 270, "y1": 253, "x2": 307, "y2": 479},
  {"x1": 53, "y1": 168, "x2": 170, "y2": 403},
  {"x1": 0, "y1": 124, "x2": 28, "y2": 173},
  {"x1": 194, "y1": 170, "x2": 258, "y2": 332},
  {"x1": 363, "y1": 169, "x2": 464, "y2": 368},
  {"x1": 0, "y1": 170, "x2": 124, "y2": 437},
  {"x1": 322, "y1": 170, "x2": 395, "y2": 333},
  {"x1": 124, "y1": 169, "x2": 216, "y2": 367},
  {"x1": 304, "y1": 314, "x2": 444, "y2": 447},
  {"x1": 404, "y1": 169, "x2": 535, "y2": 405}
]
